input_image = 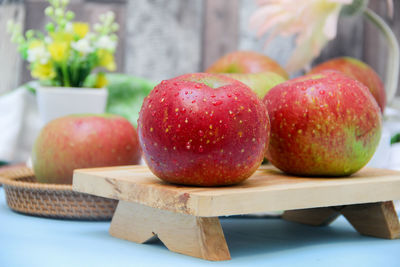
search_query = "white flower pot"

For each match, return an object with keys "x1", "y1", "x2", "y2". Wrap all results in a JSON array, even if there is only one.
[{"x1": 36, "y1": 86, "x2": 108, "y2": 125}]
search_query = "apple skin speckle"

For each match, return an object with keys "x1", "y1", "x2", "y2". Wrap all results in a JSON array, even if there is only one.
[
  {"x1": 138, "y1": 73, "x2": 270, "y2": 186},
  {"x1": 309, "y1": 57, "x2": 386, "y2": 112},
  {"x1": 263, "y1": 70, "x2": 382, "y2": 177}
]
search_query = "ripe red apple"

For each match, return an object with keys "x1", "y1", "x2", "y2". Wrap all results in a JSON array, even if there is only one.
[
  {"x1": 138, "y1": 73, "x2": 270, "y2": 186},
  {"x1": 32, "y1": 114, "x2": 141, "y2": 184},
  {"x1": 222, "y1": 72, "x2": 286, "y2": 99},
  {"x1": 206, "y1": 50, "x2": 289, "y2": 79},
  {"x1": 264, "y1": 71, "x2": 382, "y2": 176},
  {"x1": 309, "y1": 57, "x2": 386, "y2": 112}
]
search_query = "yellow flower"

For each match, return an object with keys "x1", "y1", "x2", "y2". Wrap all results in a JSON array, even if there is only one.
[
  {"x1": 50, "y1": 31, "x2": 74, "y2": 44},
  {"x1": 31, "y1": 62, "x2": 56, "y2": 80},
  {"x1": 72, "y1": 22, "x2": 89, "y2": 38},
  {"x1": 48, "y1": 41, "x2": 69, "y2": 62},
  {"x1": 97, "y1": 49, "x2": 116, "y2": 71},
  {"x1": 94, "y1": 73, "x2": 108, "y2": 88}
]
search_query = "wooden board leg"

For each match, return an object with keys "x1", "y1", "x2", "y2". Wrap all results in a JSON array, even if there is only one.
[
  {"x1": 283, "y1": 201, "x2": 400, "y2": 240},
  {"x1": 282, "y1": 207, "x2": 340, "y2": 226},
  {"x1": 109, "y1": 201, "x2": 231, "y2": 261},
  {"x1": 341, "y1": 201, "x2": 400, "y2": 239}
]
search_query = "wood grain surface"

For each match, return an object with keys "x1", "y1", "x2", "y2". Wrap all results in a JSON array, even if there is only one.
[{"x1": 73, "y1": 165, "x2": 400, "y2": 217}]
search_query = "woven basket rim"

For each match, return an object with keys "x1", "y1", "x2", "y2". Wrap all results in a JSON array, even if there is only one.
[
  {"x1": 0, "y1": 165, "x2": 117, "y2": 220},
  {"x1": 0, "y1": 166, "x2": 72, "y2": 190}
]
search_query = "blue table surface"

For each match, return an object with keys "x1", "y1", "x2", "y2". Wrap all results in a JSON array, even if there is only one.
[{"x1": 1, "y1": 187, "x2": 400, "y2": 267}]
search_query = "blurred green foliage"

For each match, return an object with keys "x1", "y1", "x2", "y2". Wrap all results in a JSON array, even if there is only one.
[
  {"x1": 85, "y1": 72, "x2": 157, "y2": 127},
  {"x1": 103, "y1": 73, "x2": 156, "y2": 127},
  {"x1": 391, "y1": 133, "x2": 400, "y2": 145}
]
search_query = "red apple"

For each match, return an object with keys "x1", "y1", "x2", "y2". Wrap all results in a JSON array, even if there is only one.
[
  {"x1": 32, "y1": 114, "x2": 141, "y2": 184},
  {"x1": 309, "y1": 57, "x2": 386, "y2": 112},
  {"x1": 264, "y1": 71, "x2": 382, "y2": 176},
  {"x1": 138, "y1": 73, "x2": 270, "y2": 186},
  {"x1": 222, "y1": 72, "x2": 286, "y2": 99},
  {"x1": 206, "y1": 50, "x2": 289, "y2": 79}
]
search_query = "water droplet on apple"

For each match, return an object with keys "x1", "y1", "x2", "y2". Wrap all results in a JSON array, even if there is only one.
[
  {"x1": 186, "y1": 142, "x2": 191, "y2": 150},
  {"x1": 198, "y1": 145, "x2": 204, "y2": 152},
  {"x1": 198, "y1": 130, "x2": 204, "y2": 136},
  {"x1": 212, "y1": 100, "x2": 223, "y2": 106},
  {"x1": 319, "y1": 90, "x2": 325, "y2": 95}
]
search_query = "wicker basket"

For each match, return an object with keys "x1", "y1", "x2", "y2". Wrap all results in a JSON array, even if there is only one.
[{"x1": 0, "y1": 166, "x2": 117, "y2": 220}]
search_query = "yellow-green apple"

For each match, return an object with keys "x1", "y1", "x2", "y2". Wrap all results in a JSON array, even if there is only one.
[
  {"x1": 138, "y1": 73, "x2": 270, "y2": 186},
  {"x1": 206, "y1": 50, "x2": 289, "y2": 79},
  {"x1": 264, "y1": 71, "x2": 382, "y2": 176},
  {"x1": 309, "y1": 57, "x2": 386, "y2": 112},
  {"x1": 32, "y1": 114, "x2": 141, "y2": 184},
  {"x1": 222, "y1": 72, "x2": 286, "y2": 99}
]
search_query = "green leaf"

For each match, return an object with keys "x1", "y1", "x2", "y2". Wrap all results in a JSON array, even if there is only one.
[
  {"x1": 105, "y1": 73, "x2": 156, "y2": 127},
  {"x1": 391, "y1": 133, "x2": 400, "y2": 145}
]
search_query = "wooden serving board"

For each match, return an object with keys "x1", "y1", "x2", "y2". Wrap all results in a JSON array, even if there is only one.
[{"x1": 73, "y1": 165, "x2": 400, "y2": 261}]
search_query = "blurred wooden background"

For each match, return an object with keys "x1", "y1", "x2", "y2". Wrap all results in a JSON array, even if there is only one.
[{"x1": 0, "y1": 0, "x2": 399, "y2": 95}]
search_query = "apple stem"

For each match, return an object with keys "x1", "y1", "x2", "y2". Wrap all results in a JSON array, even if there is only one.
[{"x1": 363, "y1": 8, "x2": 399, "y2": 106}]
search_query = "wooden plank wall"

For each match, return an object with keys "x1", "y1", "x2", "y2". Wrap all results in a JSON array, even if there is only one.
[
  {"x1": 0, "y1": 0, "x2": 399, "y2": 96},
  {"x1": 0, "y1": 4, "x2": 24, "y2": 94},
  {"x1": 201, "y1": 0, "x2": 239, "y2": 71},
  {"x1": 124, "y1": 0, "x2": 203, "y2": 81},
  {"x1": 364, "y1": 0, "x2": 400, "y2": 95}
]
